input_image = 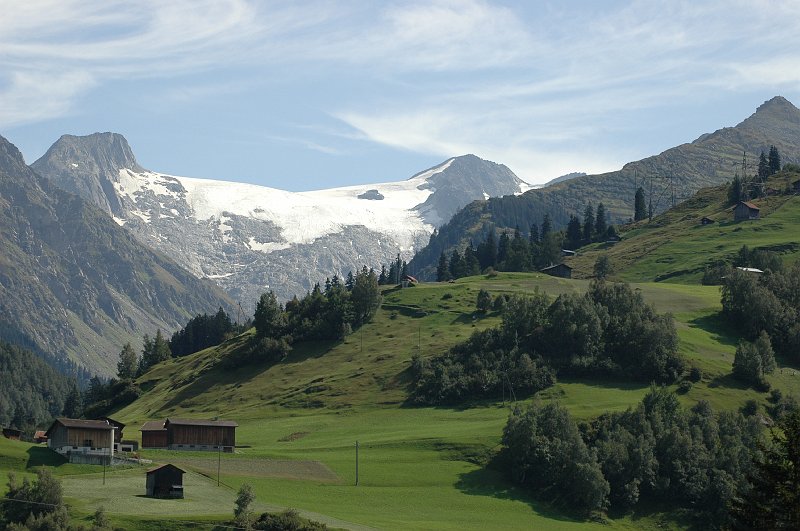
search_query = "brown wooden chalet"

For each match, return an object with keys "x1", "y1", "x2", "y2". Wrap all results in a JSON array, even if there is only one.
[
  {"x1": 733, "y1": 201, "x2": 760, "y2": 221},
  {"x1": 146, "y1": 464, "x2": 185, "y2": 498},
  {"x1": 45, "y1": 418, "x2": 115, "y2": 464},
  {"x1": 165, "y1": 418, "x2": 237, "y2": 452},
  {"x1": 2, "y1": 427, "x2": 22, "y2": 440},
  {"x1": 140, "y1": 420, "x2": 167, "y2": 449},
  {"x1": 540, "y1": 263, "x2": 572, "y2": 279}
]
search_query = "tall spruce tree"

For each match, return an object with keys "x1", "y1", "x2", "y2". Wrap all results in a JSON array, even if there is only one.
[
  {"x1": 768, "y1": 145, "x2": 781, "y2": 175},
  {"x1": 595, "y1": 203, "x2": 607, "y2": 236},
  {"x1": 541, "y1": 214, "x2": 552, "y2": 240},
  {"x1": 436, "y1": 251, "x2": 450, "y2": 281},
  {"x1": 634, "y1": 187, "x2": 647, "y2": 221},
  {"x1": 758, "y1": 151, "x2": 770, "y2": 180},
  {"x1": 583, "y1": 205, "x2": 595, "y2": 242},
  {"x1": 567, "y1": 215, "x2": 582, "y2": 249}
]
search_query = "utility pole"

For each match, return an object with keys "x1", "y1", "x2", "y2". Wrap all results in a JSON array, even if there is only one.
[
  {"x1": 217, "y1": 442, "x2": 221, "y2": 487},
  {"x1": 355, "y1": 441, "x2": 360, "y2": 486}
]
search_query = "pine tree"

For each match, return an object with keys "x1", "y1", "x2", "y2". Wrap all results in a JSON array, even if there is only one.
[
  {"x1": 595, "y1": 203, "x2": 607, "y2": 236},
  {"x1": 634, "y1": 187, "x2": 647, "y2": 221},
  {"x1": 768, "y1": 145, "x2": 781, "y2": 175},
  {"x1": 497, "y1": 231, "x2": 511, "y2": 266},
  {"x1": 567, "y1": 215, "x2": 582, "y2": 249},
  {"x1": 345, "y1": 271, "x2": 355, "y2": 291},
  {"x1": 436, "y1": 251, "x2": 450, "y2": 281},
  {"x1": 378, "y1": 265, "x2": 387, "y2": 285},
  {"x1": 529, "y1": 223, "x2": 539, "y2": 244},
  {"x1": 117, "y1": 343, "x2": 138, "y2": 380},
  {"x1": 449, "y1": 249, "x2": 464, "y2": 279},
  {"x1": 541, "y1": 214, "x2": 552, "y2": 240},
  {"x1": 582, "y1": 205, "x2": 594, "y2": 242},
  {"x1": 758, "y1": 151, "x2": 770, "y2": 180}
]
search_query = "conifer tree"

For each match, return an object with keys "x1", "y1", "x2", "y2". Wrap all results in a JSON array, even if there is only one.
[
  {"x1": 768, "y1": 145, "x2": 781, "y2": 175},
  {"x1": 595, "y1": 203, "x2": 607, "y2": 236},
  {"x1": 567, "y1": 215, "x2": 582, "y2": 249},
  {"x1": 634, "y1": 187, "x2": 647, "y2": 221},
  {"x1": 540, "y1": 214, "x2": 552, "y2": 240},
  {"x1": 436, "y1": 251, "x2": 450, "y2": 281},
  {"x1": 117, "y1": 343, "x2": 138, "y2": 380},
  {"x1": 758, "y1": 151, "x2": 770, "y2": 180},
  {"x1": 583, "y1": 205, "x2": 595, "y2": 242}
]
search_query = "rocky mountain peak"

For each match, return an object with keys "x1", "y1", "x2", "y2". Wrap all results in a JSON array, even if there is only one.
[
  {"x1": 0, "y1": 134, "x2": 30, "y2": 176},
  {"x1": 31, "y1": 132, "x2": 143, "y2": 215}
]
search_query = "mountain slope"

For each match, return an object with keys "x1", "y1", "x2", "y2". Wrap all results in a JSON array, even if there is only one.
[
  {"x1": 408, "y1": 96, "x2": 800, "y2": 279},
  {"x1": 566, "y1": 167, "x2": 800, "y2": 282},
  {"x1": 33, "y1": 135, "x2": 528, "y2": 304},
  {"x1": 0, "y1": 134, "x2": 234, "y2": 376}
]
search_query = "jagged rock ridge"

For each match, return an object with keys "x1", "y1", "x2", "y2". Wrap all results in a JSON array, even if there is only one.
[{"x1": 0, "y1": 134, "x2": 234, "y2": 376}]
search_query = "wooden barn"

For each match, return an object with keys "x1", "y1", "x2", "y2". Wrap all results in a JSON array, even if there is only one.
[
  {"x1": 700, "y1": 216, "x2": 714, "y2": 225},
  {"x1": 540, "y1": 263, "x2": 572, "y2": 279},
  {"x1": 2, "y1": 427, "x2": 22, "y2": 440},
  {"x1": 45, "y1": 418, "x2": 115, "y2": 464},
  {"x1": 140, "y1": 420, "x2": 168, "y2": 449},
  {"x1": 733, "y1": 201, "x2": 760, "y2": 221},
  {"x1": 165, "y1": 418, "x2": 237, "y2": 452},
  {"x1": 33, "y1": 431, "x2": 48, "y2": 443},
  {"x1": 145, "y1": 464, "x2": 185, "y2": 499}
]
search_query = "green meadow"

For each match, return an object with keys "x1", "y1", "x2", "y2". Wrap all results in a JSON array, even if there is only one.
[{"x1": 4, "y1": 262, "x2": 800, "y2": 528}]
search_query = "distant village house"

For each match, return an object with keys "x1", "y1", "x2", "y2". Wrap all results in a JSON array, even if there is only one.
[
  {"x1": 700, "y1": 216, "x2": 714, "y2": 225},
  {"x1": 733, "y1": 201, "x2": 760, "y2": 221},
  {"x1": 33, "y1": 431, "x2": 48, "y2": 443}
]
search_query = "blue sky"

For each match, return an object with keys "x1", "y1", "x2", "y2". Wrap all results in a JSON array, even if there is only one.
[{"x1": 2, "y1": 0, "x2": 799, "y2": 191}]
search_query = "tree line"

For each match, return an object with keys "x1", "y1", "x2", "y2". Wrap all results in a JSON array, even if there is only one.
[
  {"x1": 0, "y1": 341, "x2": 82, "y2": 433},
  {"x1": 410, "y1": 282, "x2": 682, "y2": 405},
  {"x1": 227, "y1": 267, "x2": 381, "y2": 367},
  {"x1": 721, "y1": 259, "x2": 800, "y2": 389},
  {"x1": 502, "y1": 387, "x2": 800, "y2": 528}
]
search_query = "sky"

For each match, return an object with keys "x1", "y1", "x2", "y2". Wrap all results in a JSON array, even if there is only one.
[{"x1": 2, "y1": 0, "x2": 800, "y2": 191}]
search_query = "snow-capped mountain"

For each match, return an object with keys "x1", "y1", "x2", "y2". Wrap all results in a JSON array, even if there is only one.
[{"x1": 33, "y1": 133, "x2": 529, "y2": 305}]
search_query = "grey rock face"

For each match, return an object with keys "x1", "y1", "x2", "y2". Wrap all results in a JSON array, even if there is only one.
[
  {"x1": 413, "y1": 154, "x2": 527, "y2": 225},
  {"x1": 32, "y1": 132, "x2": 143, "y2": 216}
]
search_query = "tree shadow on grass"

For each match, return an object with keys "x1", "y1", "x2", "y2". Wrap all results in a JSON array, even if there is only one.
[
  {"x1": 26, "y1": 446, "x2": 67, "y2": 468},
  {"x1": 158, "y1": 339, "x2": 337, "y2": 411},
  {"x1": 707, "y1": 372, "x2": 752, "y2": 391},
  {"x1": 687, "y1": 313, "x2": 739, "y2": 347},
  {"x1": 454, "y1": 464, "x2": 586, "y2": 525}
]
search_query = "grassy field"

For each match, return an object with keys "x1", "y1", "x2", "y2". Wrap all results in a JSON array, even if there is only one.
[{"x1": 4, "y1": 271, "x2": 800, "y2": 529}]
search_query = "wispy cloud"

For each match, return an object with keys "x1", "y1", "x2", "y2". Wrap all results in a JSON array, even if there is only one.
[{"x1": 3, "y1": 0, "x2": 800, "y2": 183}]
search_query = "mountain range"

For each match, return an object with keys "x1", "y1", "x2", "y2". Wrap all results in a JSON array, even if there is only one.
[
  {"x1": 0, "y1": 135, "x2": 233, "y2": 376},
  {"x1": 32, "y1": 137, "x2": 529, "y2": 304},
  {"x1": 408, "y1": 96, "x2": 800, "y2": 279}
]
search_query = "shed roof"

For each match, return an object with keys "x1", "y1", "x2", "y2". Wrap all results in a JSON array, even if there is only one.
[
  {"x1": 739, "y1": 201, "x2": 760, "y2": 210},
  {"x1": 45, "y1": 418, "x2": 113, "y2": 437},
  {"x1": 166, "y1": 418, "x2": 238, "y2": 428},
  {"x1": 146, "y1": 463, "x2": 185, "y2": 475},
  {"x1": 140, "y1": 421, "x2": 166, "y2": 432},
  {"x1": 540, "y1": 263, "x2": 572, "y2": 272}
]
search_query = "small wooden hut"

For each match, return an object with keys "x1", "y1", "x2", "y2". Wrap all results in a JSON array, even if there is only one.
[
  {"x1": 145, "y1": 464, "x2": 185, "y2": 499},
  {"x1": 540, "y1": 263, "x2": 573, "y2": 279},
  {"x1": 733, "y1": 201, "x2": 760, "y2": 221}
]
